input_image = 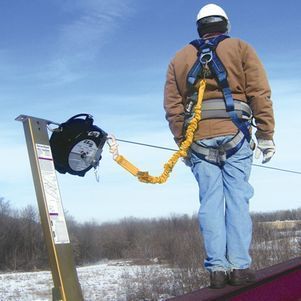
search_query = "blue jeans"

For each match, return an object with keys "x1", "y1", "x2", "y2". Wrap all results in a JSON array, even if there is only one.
[{"x1": 189, "y1": 135, "x2": 254, "y2": 272}]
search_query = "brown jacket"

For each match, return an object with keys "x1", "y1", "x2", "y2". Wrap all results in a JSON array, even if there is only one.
[{"x1": 163, "y1": 37, "x2": 275, "y2": 144}]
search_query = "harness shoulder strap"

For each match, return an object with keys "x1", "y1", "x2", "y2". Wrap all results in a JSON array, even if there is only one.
[
  {"x1": 188, "y1": 34, "x2": 251, "y2": 142},
  {"x1": 190, "y1": 34, "x2": 229, "y2": 50},
  {"x1": 187, "y1": 35, "x2": 229, "y2": 89}
]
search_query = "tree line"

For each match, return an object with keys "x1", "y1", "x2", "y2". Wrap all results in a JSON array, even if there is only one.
[{"x1": 0, "y1": 197, "x2": 300, "y2": 272}]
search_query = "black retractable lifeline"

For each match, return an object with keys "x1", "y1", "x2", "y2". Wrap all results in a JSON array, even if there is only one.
[{"x1": 49, "y1": 114, "x2": 107, "y2": 177}]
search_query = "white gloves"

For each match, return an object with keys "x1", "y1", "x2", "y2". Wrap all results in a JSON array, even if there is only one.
[{"x1": 255, "y1": 139, "x2": 275, "y2": 164}]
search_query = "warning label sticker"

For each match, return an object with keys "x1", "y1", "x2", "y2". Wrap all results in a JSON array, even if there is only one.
[{"x1": 36, "y1": 144, "x2": 70, "y2": 244}]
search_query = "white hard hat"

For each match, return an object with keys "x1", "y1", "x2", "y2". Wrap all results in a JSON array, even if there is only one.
[{"x1": 196, "y1": 3, "x2": 229, "y2": 22}]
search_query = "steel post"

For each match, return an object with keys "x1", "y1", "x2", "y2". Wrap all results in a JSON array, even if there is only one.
[{"x1": 16, "y1": 115, "x2": 84, "y2": 301}]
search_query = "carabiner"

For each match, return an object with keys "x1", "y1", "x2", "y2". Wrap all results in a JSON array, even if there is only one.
[{"x1": 106, "y1": 134, "x2": 119, "y2": 160}]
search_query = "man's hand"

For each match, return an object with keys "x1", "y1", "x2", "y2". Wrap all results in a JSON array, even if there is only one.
[{"x1": 255, "y1": 139, "x2": 275, "y2": 164}]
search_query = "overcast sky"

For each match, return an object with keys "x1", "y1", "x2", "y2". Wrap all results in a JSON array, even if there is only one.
[{"x1": 1, "y1": 0, "x2": 301, "y2": 222}]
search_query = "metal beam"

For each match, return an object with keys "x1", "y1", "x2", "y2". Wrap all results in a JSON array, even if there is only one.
[
  {"x1": 168, "y1": 256, "x2": 301, "y2": 301},
  {"x1": 16, "y1": 115, "x2": 84, "y2": 301}
]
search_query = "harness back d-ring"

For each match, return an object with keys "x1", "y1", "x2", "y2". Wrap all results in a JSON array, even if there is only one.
[{"x1": 200, "y1": 48, "x2": 213, "y2": 65}]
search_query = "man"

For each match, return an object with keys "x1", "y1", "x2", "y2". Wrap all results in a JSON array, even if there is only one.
[{"x1": 164, "y1": 3, "x2": 275, "y2": 288}]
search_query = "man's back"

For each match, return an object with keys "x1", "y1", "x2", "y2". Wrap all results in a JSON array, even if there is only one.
[{"x1": 164, "y1": 37, "x2": 274, "y2": 141}]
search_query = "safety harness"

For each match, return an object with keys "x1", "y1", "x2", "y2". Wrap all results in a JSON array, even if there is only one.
[{"x1": 186, "y1": 34, "x2": 254, "y2": 165}]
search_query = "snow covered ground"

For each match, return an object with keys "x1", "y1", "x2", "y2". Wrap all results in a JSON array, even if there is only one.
[{"x1": 0, "y1": 260, "x2": 172, "y2": 301}]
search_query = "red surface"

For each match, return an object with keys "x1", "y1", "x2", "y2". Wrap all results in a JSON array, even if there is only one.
[
  {"x1": 168, "y1": 257, "x2": 301, "y2": 301},
  {"x1": 231, "y1": 268, "x2": 301, "y2": 301}
]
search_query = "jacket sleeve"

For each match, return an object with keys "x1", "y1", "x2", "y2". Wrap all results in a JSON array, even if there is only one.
[
  {"x1": 163, "y1": 58, "x2": 185, "y2": 145},
  {"x1": 242, "y1": 43, "x2": 275, "y2": 140}
]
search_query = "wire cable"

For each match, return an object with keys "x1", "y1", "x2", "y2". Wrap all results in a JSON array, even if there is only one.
[
  {"x1": 115, "y1": 138, "x2": 301, "y2": 175},
  {"x1": 251, "y1": 164, "x2": 301, "y2": 175},
  {"x1": 116, "y1": 139, "x2": 177, "y2": 152}
]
